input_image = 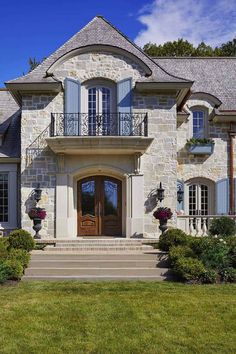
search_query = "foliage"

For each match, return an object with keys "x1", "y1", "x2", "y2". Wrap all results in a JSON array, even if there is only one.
[
  {"x1": 153, "y1": 207, "x2": 173, "y2": 220},
  {"x1": 0, "y1": 262, "x2": 11, "y2": 284},
  {"x1": 220, "y1": 267, "x2": 236, "y2": 283},
  {"x1": 28, "y1": 207, "x2": 46, "y2": 220},
  {"x1": 8, "y1": 229, "x2": 35, "y2": 252},
  {"x1": 186, "y1": 138, "x2": 214, "y2": 147},
  {"x1": 174, "y1": 257, "x2": 206, "y2": 282},
  {"x1": 0, "y1": 238, "x2": 9, "y2": 259},
  {"x1": 3, "y1": 259, "x2": 23, "y2": 280},
  {"x1": 169, "y1": 245, "x2": 194, "y2": 266},
  {"x1": 199, "y1": 237, "x2": 230, "y2": 270},
  {"x1": 201, "y1": 269, "x2": 218, "y2": 284},
  {"x1": 158, "y1": 228, "x2": 190, "y2": 251},
  {"x1": 28, "y1": 57, "x2": 42, "y2": 72},
  {"x1": 227, "y1": 236, "x2": 236, "y2": 267},
  {"x1": 209, "y1": 216, "x2": 236, "y2": 237},
  {"x1": 143, "y1": 37, "x2": 236, "y2": 57},
  {"x1": 7, "y1": 249, "x2": 30, "y2": 269}
]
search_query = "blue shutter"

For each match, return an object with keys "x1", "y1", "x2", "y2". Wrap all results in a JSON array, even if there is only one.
[
  {"x1": 177, "y1": 180, "x2": 184, "y2": 212},
  {"x1": 216, "y1": 178, "x2": 229, "y2": 215},
  {"x1": 117, "y1": 78, "x2": 132, "y2": 135},
  {"x1": 64, "y1": 78, "x2": 81, "y2": 135}
]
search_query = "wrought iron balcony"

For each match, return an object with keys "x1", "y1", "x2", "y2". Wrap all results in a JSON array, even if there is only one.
[{"x1": 50, "y1": 112, "x2": 148, "y2": 137}]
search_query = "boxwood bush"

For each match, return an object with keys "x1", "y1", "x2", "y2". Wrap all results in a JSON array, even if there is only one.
[
  {"x1": 0, "y1": 261, "x2": 11, "y2": 284},
  {"x1": 158, "y1": 228, "x2": 190, "y2": 251},
  {"x1": 4, "y1": 259, "x2": 23, "y2": 280},
  {"x1": 7, "y1": 249, "x2": 30, "y2": 270},
  {"x1": 174, "y1": 257, "x2": 206, "y2": 282},
  {"x1": 169, "y1": 245, "x2": 194, "y2": 266},
  {"x1": 8, "y1": 229, "x2": 35, "y2": 252}
]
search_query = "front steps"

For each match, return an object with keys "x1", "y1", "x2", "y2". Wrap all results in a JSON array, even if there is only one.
[
  {"x1": 23, "y1": 252, "x2": 172, "y2": 281},
  {"x1": 39, "y1": 238, "x2": 154, "y2": 253}
]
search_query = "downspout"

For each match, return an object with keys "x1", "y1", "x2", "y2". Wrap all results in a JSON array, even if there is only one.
[{"x1": 228, "y1": 122, "x2": 235, "y2": 214}]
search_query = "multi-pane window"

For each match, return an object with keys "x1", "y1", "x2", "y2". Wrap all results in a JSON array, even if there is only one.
[
  {"x1": 193, "y1": 110, "x2": 204, "y2": 138},
  {"x1": 88, "y1": 86, "x2": 111, "y2": 135},
  {"x1": 0, "y1": 173, "x2": 8, "y2": 222}
]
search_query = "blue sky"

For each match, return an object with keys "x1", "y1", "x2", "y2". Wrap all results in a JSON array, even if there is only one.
[{"x1": 1, "y1": 0, "x2": 236, "y2": 87}]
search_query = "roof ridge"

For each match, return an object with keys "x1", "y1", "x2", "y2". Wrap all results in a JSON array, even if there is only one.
[{"x1": 153, "y1": 56, "x2": 236, "y2": 59}]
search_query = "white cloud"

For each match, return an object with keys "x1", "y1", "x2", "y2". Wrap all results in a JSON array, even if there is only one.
[{"x1": 135, "y1": 0, "x2": 236, "y2": 47}]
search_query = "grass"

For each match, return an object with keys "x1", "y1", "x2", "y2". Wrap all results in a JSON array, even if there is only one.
[{"x1": 0, "y1": 282, "x2": 235, "y2": 354}]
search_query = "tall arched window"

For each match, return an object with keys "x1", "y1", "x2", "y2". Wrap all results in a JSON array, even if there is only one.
[{"x1": 185, "y1": 178, "x2": 214, "y2": 216}]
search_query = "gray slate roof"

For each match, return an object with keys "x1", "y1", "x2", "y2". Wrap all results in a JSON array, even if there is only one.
[
  {"x1": 0, "y1": 90, "x2": 20, "y2": 158},
  {"x1": 153, "y1": 57, "x2": 236, "y2": 111},
  {"x1": 6, "y1": 16, "x2": 190, "y2": 85}
]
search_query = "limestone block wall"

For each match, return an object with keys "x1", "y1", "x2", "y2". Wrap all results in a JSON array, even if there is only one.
[
  {"x1": 177, "y1": 99, "x2": 233, "y2": 183},
  {"x1": 134, "y1": 94, "x2": 177, "y2": 237},
  {"x1": 21, "y1": 95, "x2": 57, "y2": 237}
]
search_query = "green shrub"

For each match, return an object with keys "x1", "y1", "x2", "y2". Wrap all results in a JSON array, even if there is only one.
[
  {"x1": 0, "y1": 261, "x2": 11, "y2": 283},
  {"x1": 174, "y1": 257, "x2": 206, "y2": 282},
  {"x1": 226, "y1": 236, "x2": 236, "y2": 268},
  {"x1": 201, "y1": 269, "x2": 218, "y2": 284},
  {"x1": 220, "y1": 267, "x2": 236, "y2": 283},
  {"x1": 4, "y1": 259, "x2": 23, "y2": 280},
  {"x1": 8, "y1": 229, "x2": 35, "y2": 252},
  {"x1": 7, "y1": 249, "x2": 30, "y2": 269},
  {"x1": 199, "y1": 238, "x2": 230, "y2": 270},
  {"x1": 209, "y1": 217, "x2": 236, "y2": 237},
  {"x1": 169, "y1": 245, "x2": 194, "y2": 266},
  {"x1": 158, "y1": 228, "x2": 190, "y2": 251},
  {"x1": 189, "y1": 237, "x2": 209, "y2": 256},
  {"x1": 0, "y1": 238, "x2": 9, "y2": 259}
]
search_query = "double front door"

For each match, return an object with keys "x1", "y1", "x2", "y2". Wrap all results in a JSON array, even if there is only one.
[{"x1": 78, "y1": 176, "x2": 122, "y2": 236}]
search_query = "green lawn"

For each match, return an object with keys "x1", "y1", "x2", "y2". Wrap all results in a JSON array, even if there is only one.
[{"x1": 0, "y1": 282, "x2": 235, "y2": 354}]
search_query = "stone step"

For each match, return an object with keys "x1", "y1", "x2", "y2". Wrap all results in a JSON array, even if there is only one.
[
  {"x1": 29, "y1": 259, "x2": 159, "y2": 268},
  {"x1": 24, "y1": 267, "x2": 171, "y2": 277},
  {"x1": 23, "y1": 275, "x2": 166, "y2": 281},
  {"x1": 43, "y1": 247, "x2": 152, "y2": 253},
  {"x1": 55, "y1": 242, "x2": 145, "y2": 246},
  {"x1": 30, "y1": 252, "x2": 166, "y2": 260}
]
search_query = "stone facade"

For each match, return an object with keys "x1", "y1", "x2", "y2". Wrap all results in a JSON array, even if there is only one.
[{"x1": 20, "y1": 51, "x2": 178, "y2": 238}]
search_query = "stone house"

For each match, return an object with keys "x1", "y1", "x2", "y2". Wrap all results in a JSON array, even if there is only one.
[{"x1": 1, "y1": 16, "x2": 236, "y2": 239}]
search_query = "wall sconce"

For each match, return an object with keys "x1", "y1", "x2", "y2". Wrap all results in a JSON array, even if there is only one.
[
  {"x1": 177, "y1": 186, "x2": 184, "y2": 204},
  {"x1": 156, "y1": 182, "x2": 165, "y2": 202},
  {"x1": 34, "y1": 183, "x2": 42, "y2": 203}
]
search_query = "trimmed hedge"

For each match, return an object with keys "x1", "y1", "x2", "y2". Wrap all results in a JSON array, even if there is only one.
[
  {"x1": 174, "y1": 257, "x2": 206, "y2": 282},
  {"x1": 4, "y1": 259, "x2": 23, "y2": 280},
  {"x1": 7, "y1": 249, "x2": 30, "y2": 270},
  {"x1": 158, "y1": 228, "x2": 190, "y2": 251},
  {"x1": 8, "y1": 229, "x2": 35, "y2": 252}
]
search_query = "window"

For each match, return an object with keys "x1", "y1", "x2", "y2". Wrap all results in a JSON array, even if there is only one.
[
  {"x1": 0, "y1": 173, "x2": 8, "y2": 222},
  {"x1": 185, "y1": 178, "x2": 214, "y2": 216},
  {"x1": 192, "y1": 110, "x2": 205, "y2": 138}
]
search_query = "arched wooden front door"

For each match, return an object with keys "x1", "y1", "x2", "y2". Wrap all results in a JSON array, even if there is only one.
[{"x1": 77, "y1": 176, "x2": 122, "y2": 236}]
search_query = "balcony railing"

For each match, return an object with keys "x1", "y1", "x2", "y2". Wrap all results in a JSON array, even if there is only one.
[
  {"x1": 50, "y1": 113, "x2": 148, "y2": 137},
  {"x1": 177, "y1": 215, "x2": 236, "y2": 236}
]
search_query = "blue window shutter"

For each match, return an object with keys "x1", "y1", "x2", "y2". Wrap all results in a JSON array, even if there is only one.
[
  {"x1": 216, "y1": 178, "x2": 229, "y2": 215},
  {"x1": 64, "y1": 78, "x2": 81, "y2": 135},
  {"x1": 177, "y1": 180, "x2": 184, "y2": 212},
  {"x1": 117, "y1": 78, "x2": 132, "y2": 135}
]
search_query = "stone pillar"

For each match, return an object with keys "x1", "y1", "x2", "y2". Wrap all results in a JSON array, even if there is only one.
[
  {"x1": 56, "y1": 174, "x2": 68, "y2": 238},
  {"x1": 126, "y1": 174, "x2": 144, "y2": 237}
]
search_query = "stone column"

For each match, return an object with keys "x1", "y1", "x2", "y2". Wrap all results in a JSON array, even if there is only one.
[
  {"x1": 126, "y1": 174, "x2": 144, "y2": 237},
  {"x1": 56, "y1": 174, "x2": 68, "y2": 238}
]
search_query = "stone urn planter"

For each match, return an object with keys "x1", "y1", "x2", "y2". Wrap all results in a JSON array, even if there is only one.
[
  {"x1": 28, "y1": 207, "x2": 47, "y2": 239},
  {"x1": 153, "y1": 207, "x2": 173, "y2": 234}
]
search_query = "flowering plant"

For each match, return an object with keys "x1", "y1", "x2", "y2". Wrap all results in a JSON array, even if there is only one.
[
  {"x1": 28, "y1": 207, "x2": 47, "y2": 220},
  {"x1": 153, "y1": 207, "x2": 173, "y2": 220}
]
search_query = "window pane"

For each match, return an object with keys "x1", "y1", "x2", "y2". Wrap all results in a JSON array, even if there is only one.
[
  {"x1": 0, "y1": 173, "x2": 8, "y2": 222},
  {"x1": 81, "y1": 180, "x2": 95, "y2": 216},
  {"x1": 104, "y1": 180, "x2": 118, "y2": 216},
  {"x1": 193, "y1": 111, "x2": 204, "y2": 138}
]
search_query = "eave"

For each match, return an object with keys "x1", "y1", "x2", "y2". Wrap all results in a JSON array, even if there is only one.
[
  {"x1": 210, "y1": 109, "x2": 236, "y2": 123},
  {"x1": 135, "y1": 81, "x2": 193, "y2": 109}
]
